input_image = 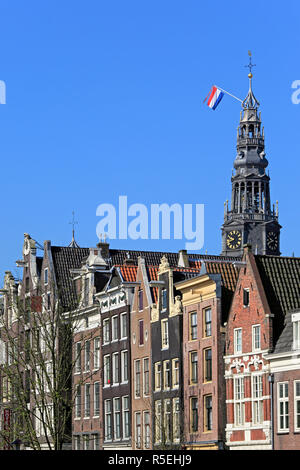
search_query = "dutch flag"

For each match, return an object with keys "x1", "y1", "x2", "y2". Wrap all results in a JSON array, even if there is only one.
[{"x1": 204, "y1": 86, "x2": 224, "y2": 110}]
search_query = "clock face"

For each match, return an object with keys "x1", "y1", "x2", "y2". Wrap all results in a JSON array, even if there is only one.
[
  {"x1": 226, "y1": 230, "x2": 242, "y2": 250},
  {"x1": 267, "y1": 231, "x2": 278, "y2": 251}
]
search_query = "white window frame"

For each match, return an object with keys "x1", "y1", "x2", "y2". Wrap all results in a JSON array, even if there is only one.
[
  {"x1": 234, "y1": 328, "x2": 242, "y2": 354},
  {"x1": 104, "y1": 399, "x2": 112, "y2": 441},
  {"x1": 163, "y1": 360, "x2": 170, "y2": 390},
  {"x1": 84, "y1": 383, "x2": 91, "y2": 418},
  {"x1": 134, "y1": 359, "x2": 141, "y2": 398},
  {"x1": 103, "y1": 318, "x2": 110, "y2": 345},
  {"x1": 103, "y1": 354, "x2": 111, "y2": 387},
  {"x1": 155, "y1": 362, "x2": 161, "y2": 391},
  {"x1": 84, "y1": 340, "x2": 91, "y2": 371},
  {"x1": 252, "y1": 324, "x2": 261, "y2": 352},
  {"x1": 135, "y1": 412, "x2": 141, "y2": 449},
  {"x1": 294, "y1": 381, "x2": 300, "y2": 432},
  {"x1": 172, "y1": 358, "x2": 179, "y2": 389},
  {"x1": 122, "y1": 396, "x2": 130, "y2": 440},
  {"x1": 161, "y1": 319, "x2": 169, "y2": 350},
  {"x1": 278, "y1": 382, "x2": 289, "y2": 432},
  {"x1": 234, "y1": 376, "x2": 245, "y2": 426},
  {"x1": 112, "y1": 352, "x2": 119, "y2": 385},
  {"x1": 143, "y1": 357, "x2": 150, "y2": 397},
  {"x1": 94, "y1": 381, "x2": 100, "y2": 417},
  {"x1": 75, "y1": 384, "x2": 81, "y2": 418},
  {"x1": 113, "y1": 397, "x2": 121, "y2": 440},
  {"x1": 173, "y1": 398, "x2": 180, "y2": 443},
  {"x1": 251, "y1": 373, "x2": 263, "y2": 424},
  {"x1": 121, "y1": 350, "x2": 128, "y2": 384},
  {"x1": 164, "y1": 399, "x2": 171, "y2": 443},
  {"x1": 111, "y1": 315, "x2": 118, "y2": 342},
  {"x1": 154, "y1": 400, "x2": 162, "y2": 444},
  {"x1": 120, "y1": 312, "x2": 127, "y2": 339},
  {"x1": 143, "y1": 410, "x2": 151, "y2": 449},
  {"x1": 94, "y1": 337, "x2": 100, "y2": 370}
]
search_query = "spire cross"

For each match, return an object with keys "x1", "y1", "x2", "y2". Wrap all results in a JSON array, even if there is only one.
[{"x1": 245, "y1": 51, "x2": 256, "y2": 75}]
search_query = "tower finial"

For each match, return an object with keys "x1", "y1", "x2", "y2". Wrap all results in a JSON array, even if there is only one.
[
  {"x1": 242, "y1": 51, "x2": 259, "y2": 109},
  {"x1": 68, "y1": 210, "x2": 80, "y2": 248}
]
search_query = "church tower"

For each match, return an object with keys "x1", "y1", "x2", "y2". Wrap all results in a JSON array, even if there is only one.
[{"x1": 221, "y1": 58, "x2": 281, "y2": 256}]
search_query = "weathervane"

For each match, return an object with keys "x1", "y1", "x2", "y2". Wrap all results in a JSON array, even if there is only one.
[{"x1": 245, "y1": 50, "x2": 256, "y2": 78}]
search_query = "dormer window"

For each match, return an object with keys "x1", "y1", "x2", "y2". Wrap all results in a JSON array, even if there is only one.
[{"x1": 292, "y1": 313, "x2": 300, "y2": 350}]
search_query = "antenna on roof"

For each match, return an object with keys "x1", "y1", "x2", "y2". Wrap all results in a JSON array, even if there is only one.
[{"x1": 69, "y1": 211, "x2": 80, "y2": 248}]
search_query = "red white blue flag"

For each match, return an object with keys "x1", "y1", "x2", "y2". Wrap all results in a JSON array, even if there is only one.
[{"x1": 204, "y1": 86, "x2": 224, "y2": 110}]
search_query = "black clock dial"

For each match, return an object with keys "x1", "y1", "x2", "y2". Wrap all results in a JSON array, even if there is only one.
[
  {"x1": 267, "y1": 231, "x2": 278, "y2": 251},
  {"x1": 226, "y1": 230, "x2": 242, "y2": 250}
]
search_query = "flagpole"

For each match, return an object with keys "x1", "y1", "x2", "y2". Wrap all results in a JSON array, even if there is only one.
[{"x1": 215, "y1": 85, "x2": 243, "y2": 103}]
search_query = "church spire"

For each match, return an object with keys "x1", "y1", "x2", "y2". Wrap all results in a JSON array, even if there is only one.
[{"x1": 221, "y1": 53, "x2": 281, "y2": 256}]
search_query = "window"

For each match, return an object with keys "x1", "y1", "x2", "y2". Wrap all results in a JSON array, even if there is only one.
[
  {"x1": 135, "y1": 412, "x2": 141, "y2": 448},
  {"x1": 161, "y1": 319, "x2": 169, "y2": 349},
  {"x1": 234, "y1": 328, "x2": 242, "y2": 354},
  {"x1": 47, "y1": 292, "x2": 51, "y2": 310},
  {"x1": 121, "y1": 350, "x2": 129, "y2": 383},
  {"x1": 155, "y1": 400, "x2": 162, "y2": 443},
  {"x1": 113, "y1": 398, "x2": 121, "y2": 440},
  {"x1": 104, "y1": 400, "x2": 112, "y2": 440},
  {"x1": 84, "y1": 277, "x2": 89, "y2": 306},
  {"x1": 162, "y1": 289, "x2": 167, "y2": 310},
  {"x1": 112, "y1": 352, "x2": 119, "y2": 385},
  {"x1": 122, "y1": 396, "x2": 130, "y2": 439},
  {"x1": 204, "y1": 395, "x2": 212, "y2": 432},
  {"x1": 252, "y1": 374, "x2": 263, "y2": 424},
  {"x1": 94, "y1": 382, "x2": 100, "y2": 417},
  {"x1": 204, "y1": 348, "x2": 212, "y2": 382},
  {"x1": 164, "y1": 399, "x2": 171, "y2": 442},
  {"x1": 252, "y1": 325, "x2": 261, "y2": 351},
  {"x1": 234, "y1": 377, "x2": 245, "y2": 426},
  {"x1": 190, "y1": 352, "x2": 198, "y2": 384},
  {"x1": 139, "y1": 320, "x2": 144, "y2": 346},
  {"x1": 92, "y1": 433, "x2": 100, "y2": 450},
  {"x1": 135, "y1": 360, "x2": 141, "y2": 398},
  {"x1": 190, "y1": 397, "x2": 198, "y2": 432},
  {"x1": 173, "y1": 398, "x2": 180, "y2": 442},
  {"x1": 172, "y1": 358, "x2": 179, "y2": 389},
  {"x1": 44, "y1": 268, "x2": 48, "y2": 285},
  {"x1": 143, "y1": 358, "x2": 150, "y2": 396},
  {"x1": 112, "y1": 315, "x2": 118, "y2": 342},
  {"x1": 144, "y1": 411, "x2": 150, "y2": 449},
  {"x1": 120, "y1": 313, "x2": 127, "y2": 339},
  {"x1": 138, "y1": 289, "x2": 143, "y2": 311},
  {"x1": 74, "y1": 435, "x2": 81, "y2": 450},
  {"x1": 85, "y1": 340, "x2": 90, "y2": 371},
  {"x1": 103, "y1": 355, "x2": 111, "y2": 386},
  {"x1": 293, "y1": 319, "x2": 300, "y2": 350},
  {"x1": 190, "y1": 312, "x2": 197, "y2": 340},
  {"x1": 243, "y1": 288, "x2": 250, "y2": 307},
  {"x1": 83, "y1": 435, "x2": 90, "y2": 450},
  {"x1": 103, "y1": 318, "x2": 110, "y2": 344},
  {"x1": 94, "y1": 337, "x2": 100, "y2": 369},
  {"x1": 75, "y1": 385, "x2": 81, "y2": 418},
  {"x1": 163, "y1": 360, "x2": 170, "y2": 390},
  {"x1": 294, "y1": 381, "x2": 300, "y2": 431},
  {"x1": 84, "y1": 383, "x2": 90, "y2": 417},
  {"x1": 204, "y1": 308, "x2": 212, "y2": 337},
  {"x1": 155, "y1": 362, "x2": 162, "y2": 391},
  {"x1": 278, "y1": 382, "x2": 289, "y2": 431}
]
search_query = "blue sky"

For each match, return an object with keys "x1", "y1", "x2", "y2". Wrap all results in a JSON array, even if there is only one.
[{"x1": 0, "y1": 1, "x2": 299, "y2": 281}]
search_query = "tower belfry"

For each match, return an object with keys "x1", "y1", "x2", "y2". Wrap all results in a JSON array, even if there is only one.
[{"x1": 221, "y1": 53, "x2": 281, "y2": 256}]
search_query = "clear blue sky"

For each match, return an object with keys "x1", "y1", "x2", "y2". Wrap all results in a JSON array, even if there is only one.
[{"x1": 0, "y1": 1, "x2": 299, "y2": 282}]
